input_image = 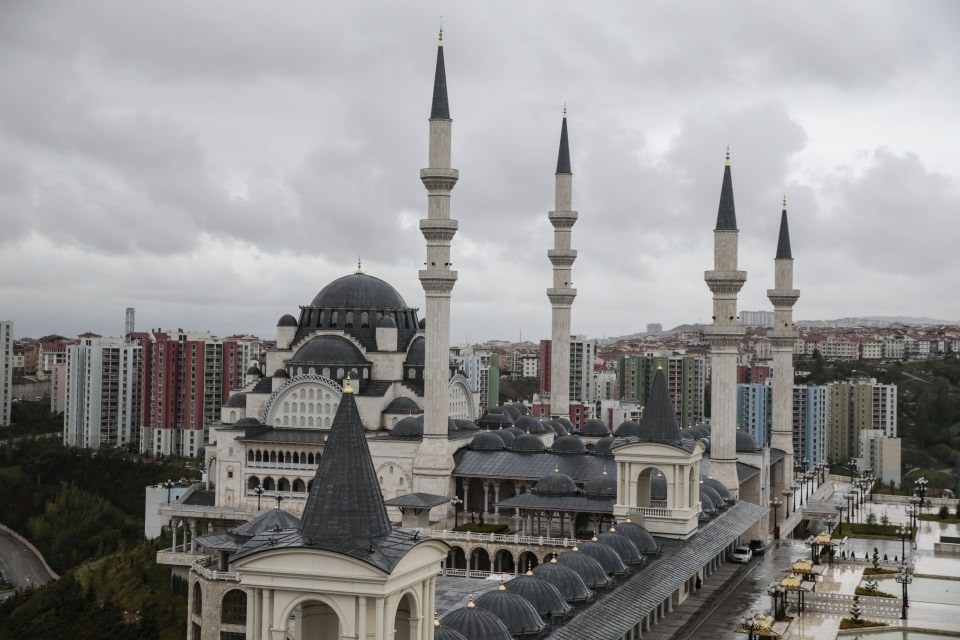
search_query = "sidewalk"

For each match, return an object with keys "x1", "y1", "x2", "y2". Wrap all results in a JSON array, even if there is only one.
[{"x1": 641, "y1": 562, "x2": 743, "y2": 640}]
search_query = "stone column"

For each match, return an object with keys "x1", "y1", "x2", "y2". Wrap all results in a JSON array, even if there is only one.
[{"x1": 493, "y1": 482, "x2": 501, "y2": 515}]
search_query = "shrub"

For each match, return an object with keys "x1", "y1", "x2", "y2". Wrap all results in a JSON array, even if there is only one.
[{"x1": 939, "y1": 505, "x2": 950, "y2": 520}]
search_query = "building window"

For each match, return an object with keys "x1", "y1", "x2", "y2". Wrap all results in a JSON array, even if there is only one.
[{"x1": 221, "y1": 589, "x2": 247, "y2": 625}]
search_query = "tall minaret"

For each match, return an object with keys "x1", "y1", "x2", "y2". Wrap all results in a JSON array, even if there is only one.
[
  {"x1": 414, "y1": 29, "x2": 458, "y2": 497},
  {"x1": 703, "y1": 149, "x2": 747, "y2": 497},
  {"x1": 767, "y1": 198, "x2": 799, "y2": 488},
  {"x1": 547, "y1": 109, "x2": 577, "y2": 418}
]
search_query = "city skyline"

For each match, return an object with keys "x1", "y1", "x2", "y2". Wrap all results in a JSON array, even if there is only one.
[{"x1": 2, "y1": 2, "x2": 958, "y2": 342}]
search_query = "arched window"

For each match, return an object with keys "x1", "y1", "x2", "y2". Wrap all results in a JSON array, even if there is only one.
[
  {"x1": 308, "y1": 417, "x2": 314, "y2": 427},
  {"x1": 323, "y1": 368, "x2": 330, "y2": 378},
  {"x1": 278, "y1": 478, "x2": 290, "y2": 492},
  {"x1": 293, "y1": 452, "x2": 299, "y2": 464},
  {"x1": 283, "y1": 416, "x2": 289, "y2": 426},
  {"x1": 247, "y1": 451, "x2": 254, "y2": 462},
  {"x1": 299, "y1": 416, "x2": 305, "y2": 426},
  {"x1": 262, "y1": 477, "x2": 275, "y2": 490},
  {"x1": 337, "y1": 368, "x2": 344, "y2": 379},
  {"x1": 247, "y1": 476, "x2": 260, "y2": 490},
  {"x1": 319, "y1": 310, "x2": 326, "y2": 326},
  {"x1": 331, "y1": 310, "x2": 339, "y2": 326},
  {"x1": 229, "y1": 410, "x2": 237, "y2": 422},
  {"x1": 308, "y1": 453, "x2": 315, "y2": 465},
  {"x1": 192, "y1": 582, "x2": 203, "y2": 615},
  {"x1": 221, "y1": 589, "x2": 247, "y2": 625},
  {"x1": 408, "y1": 368, "x2": 415, "y2": 379},
  {"x1": 285, "y1": 452, "x2": 292, "y2": 463},
  {"x1": 360, "y1": 311, "x2": 369, "y2": 328},
  {"x1": 345, "y1": 311, "x2": 354, "y2": 328},
  {"x1": 293, "y1": 479, "x2": 306, "y2": 492}
]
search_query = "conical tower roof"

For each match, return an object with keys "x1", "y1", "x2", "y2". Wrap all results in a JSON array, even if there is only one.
[
  {"x1": 430, "y1": 30, "x2": 450, "y2": 119},
  {"x1": 556, "y1": 109, "x2": 571, "y2": 174},
  {"x1": 641, "y1": 367, "x2": 680, "y2": 441},
  {"x1": 715, "y1": 148, "x2": 737, "y2": 230},
  {"x1": 299, "y1": 379, "x2": 391, "y2": 543},
  {"x1": 776, "y1": 199, "x2": 792, "y2": 259}
]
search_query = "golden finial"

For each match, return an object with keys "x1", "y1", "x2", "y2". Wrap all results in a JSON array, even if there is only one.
[
  {"x1": 572, "y1": 544, "x2": 579, "y2": 552},
  {"x1": 434, "y1": 611, "x2": 440, "y2": 627},
  {"x1": 466, "y1": 594, "x2": 475, "y2": 609},
  {"x1": 355, "y1": 257, "x2": 364, "y2": 274},
  {"x1": 343, "y1": 373, "x2": 354, "y2": 394},
  {"x1": 591, "y1": 534, "x2": 598, "y2": 542},
  {"x1": 725, "y1": 145, "x2": 731, "y2": 166},
  {"x1": 498, "y1": 580, "x2": 506, "y2": 592},
  {"x1": 438, "y1": 17, "x2": 443, "y2": 45},
  {"x1": 554, "y1": 466, "x2": 560, "y2": 473},
  {"x1": 656, "y1": 363, "x2": 663, "y2": 371},
  {"x1": 563, "y1": 102, "x2": 567, "y2": 118},
  {"x1": 783, "y1": 194, "x2": 788, "y2": 210},
  {"x1": 602, "y1": 467, "x2": 608, "y2": 475},
  {"x1": 550, "y1": 553, "x2": 558, "y2": 564},
  {"x1": 526, "y1": 569, "x2": 534, "y2": 576},
  {"x1": 610, "y1": 524, "x2": 617, "y2": 533}
]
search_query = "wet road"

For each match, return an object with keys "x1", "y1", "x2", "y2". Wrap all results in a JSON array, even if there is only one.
[{"x1": 0, "y1": 526, "x2": 54, "y2": 596}]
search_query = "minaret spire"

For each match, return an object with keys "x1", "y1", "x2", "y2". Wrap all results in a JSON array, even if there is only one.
[
  {"x1": 768, "y1": 197, "x2": 800, "y2": 495},
  {"x1": 415, "y1": 31, "x2": 459, "y2": 500},
  {"x1": 703, "y1": 148, "x2": 747, "y2": 496},
  {"x1": 547, "y1": 107, "x2": 578, "y2": 419}
]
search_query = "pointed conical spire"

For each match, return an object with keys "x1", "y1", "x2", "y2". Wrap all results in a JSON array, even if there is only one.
[
  {"x1": 299, "y1": 379, "x2": 392, "y2": 543},
  {"x1": 556, "y1": 107, "x2": 571, "y2": 174},
  {"x1": 430, "y1": 29, "x2": 450, "y2": 119},
  {"x1": 715, "y1": 148, "x2": 737, "y2": 230},
  {"x1": 776, "y1": 197, "x2": 792, "y2": 260},
  {"x1": 641, "y1": 367, "x2": 680, "y2": 441}
]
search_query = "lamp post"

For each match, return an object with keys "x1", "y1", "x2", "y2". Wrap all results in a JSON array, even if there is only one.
[
  {"x1": 253, "y1": 484, "x2": 265, "y2": 510},
  {"x1": 767, "y1": 583, "x2": 785, "y2": 619},
  {"x1": 792, "y1": 483, "x2": 800, "y2": 510},
  {"x1": 771, "y1": 497, "x2": 783, "y2": 540},
  {"x1": 895, "y1": 562, "x2": 914, "y2": 619},
  {"x1": 897, "y1": 524, "x2": 909, "y2": 562},
  {"x1": 845, "y1": 492, "x2": 854, "y2": 530},
  {"x1": 836, "y1": 504, "x2": 845, "y2": 537},
  {"x1": 163, "y1": 479, "x2": 174, "y2": 504},
  {"x1": 806, "y1": 470, "x2": 816, "y2": 500},
  {"x1": 783, "y1": 487, "x2": 794, "y2": 518},
  {"x1": 275, "y1": 494, "x2": 284, "y2": 511},
  {"x1": 825, "y1": 516, "x2": 837, "y2": 564},
  {"x1": 451, "y1": 495, "x2": 463, "y2": 529},
  {"x1": 915, "y1": 476, "x2": 928, "y2": 513}
]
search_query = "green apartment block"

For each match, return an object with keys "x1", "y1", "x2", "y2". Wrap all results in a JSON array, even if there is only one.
[{"x1": 617, "y1": 353, "x2": 705, "y2": 428}]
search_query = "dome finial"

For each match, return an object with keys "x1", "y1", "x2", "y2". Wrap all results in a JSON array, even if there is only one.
[
  {"x1": 563, "y1": 102, "x2": 567, "y2": 118},
  {"x1": 355, "y1": 257, "x2": 364, "y2": 274},
  {"x1": 498, "y1": 579, "x2": 506, "y2": 592},
  {"x1": 783, "y1": 194, "x2": 787, "y2": 210},
  {"x1": 725, "y1": 145, "x2": 731, "y2": 166},
  {"x1": 438, "y1": 16, "x2": 443, "y2": 45},
  {"x1": 343, "y1": 373, "x2": 354, "y2": 394},
  {"x1": 434, "y1": 610, "x2": 440, "y2": 627},
  {"x1": 467, "y1": 594, "x2": 475, "y2": 609}
]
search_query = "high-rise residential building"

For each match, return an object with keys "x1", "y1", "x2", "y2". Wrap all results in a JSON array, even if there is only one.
[
  {"x1": 63, "y1": 336, "x2": 142, "y2": 449},
  {"x1": 858, "y1": 429, "x2": 902, "y2": 488},
  {"x1": 450, "y1": 346, "x2": 491, "y2": 414},
  {"x1": 37, "y1": 335, "x2": 74, "y2": 380},
  {"x1": 824, "y1": 377, "x2": 897, "y2": 463},
  {"x1": 488, "y1": 353, "x2": 501, "y2": 408},
  {"x1": 520, "y1": 354, "x2": 539, "y2": 378},
  {"x1": 140, "y1": 330, "x2": 239, "y2": 458},
  {"x1": 0, "y1": 321, "x2": 12, "y2": 426},
  {"x1": 739, "y1": 310, "x2": 773, "y2": 327},
  {"x1": 539, "y1": 336, "x2": 595, "y2": 408},
  {"x1": 646, "y1": 323, "x2": 663, "y2": 334},
  {"x1": 736, "y1": 382, "x2": 771, "y2": 447},
  {"x1": 793, "y1": 384, "x2": 827, "y2": 467},
  {"x1": 618, "y1": 352, "x2": 706, "y2": 428}
]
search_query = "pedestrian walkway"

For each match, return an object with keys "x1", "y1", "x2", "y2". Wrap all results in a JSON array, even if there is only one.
[{"x1": 641, "y1": 562, "x2": 743, "y2": 640}]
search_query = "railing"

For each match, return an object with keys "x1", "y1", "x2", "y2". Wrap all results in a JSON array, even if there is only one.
[
  {"x1": 246, "y1": 462, "x2": 317, "y2": 471},
  {"x1": 420, "y1": 529, "x2": 575, "y2": 548},
  {"x1": 191, "y1": 557, "x2": 239, "y2": 582},
  {"x1": 245, "y1": 490, "x2": 309, "y2": 500},
  {"x1": 804, "y1": 591, "x2": 901, "y2": 618},
  {"x1": 634, "y1": 507, "x2": 669, "y2": 518}
]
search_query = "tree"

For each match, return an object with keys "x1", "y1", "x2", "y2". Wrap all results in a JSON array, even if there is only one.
[
  {"x1": 871, "y1": 547, "x2": 881, "y2": 573},
  {"x1": 881, "y1": 513, "x2": 890, "y2": 526},
  {"x1": 850, "y1": 594, "x2": 863, "y2": 625},
  {"x1": 939, "y1": 505, "x2": 950, "y2": 520}
]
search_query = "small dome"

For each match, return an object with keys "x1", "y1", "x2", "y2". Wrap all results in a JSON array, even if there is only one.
[
  {"x1": 613, "y1": 520, "x2": 657, "y2": 554},
  {"x1": 433, "y1": 625, "x2": 468, "y2": 640},
  {"x1": 557, "y1": 549, "x2": 613, "y2": 588},
  {"x1": 246, "y1": 365, "x2": 262, "y2": 376},
  {"x1": 703, "y1": 477, "x2": 733, "y2": 502},
  {"x1": 404, "y1": 336, "x2": 425, "y2": 366},
  {"x1": 504, "y1": 575, "x2": 572, "y2": 619},
  {"x1": 234, "y1": 416, "x2": 261, "y2": 427},
  {"x1": 614, "y1": 420, "x2": 642, "y2": 437},
  {"x1": 495, "y1": 428, "x2": 517, "y2": 447},
  {"x1": 376, "y1": 314, "x2": 397, "y2": 328},
  {"x1": 224, "y1": 393, "x2": 247, "y2": 408},
  {"x1": 383, "y1": 396, "x2": 421, "y2": 415},
  {"x1": 688, "y1": 424, "x2": 711, "y2": 439},
  {"x1": 582, "y1": 471, "x2": 616, "y2": 498},
  {"x1": 503, "y1": 426, "x2": 525, "y2": 438},
  {"x1": 478, "y1": 412, "x2": 514, "y2": 429},
  {"x1": 581, "y1": 419, "x2": 609, "y2": 436},
  {"x1": 550, "y1": 420, "x2": 569, "y2": 435},
  {"x1": 475, "y1": 587, "x2": 546, "y2": 636},
  {"x1": 469, "y1": 431, "x2": 506, "y2": 451},
  {"x1": 486, "y1": 406, "x2": 506, "y2": 415},
  {"x1": 597, "y1": 531, "x2": 643, "y2": 565},
  {"x1": 532, "y1": 560, "x2": 593, "y2": 602},
  {"x1": 555, "y1": 418, "x2": 574, "y2": 432},
  {"x1": 273, "y1": 368, "x2": 289, "y2": 378},
  {"x1": 551, "y1": 435, "x2": 586, "y2": 454},
  {"x1": 592, "y1": 436, "x2": 615, "y2": 455},
  {"x1": 418, "y1": 317, "x2": 427, "y2": 330},
  {"x1": 700, "y1": 487, "x2": 718, "y2": 513},
  {"x1": 454, "y1": 419, "x2": 479, "y2": 431},
  {"x1": 277, "y1": 314, "x2": 298, "y2": 327},
  {"x1": 512, "y1": 403, "x2": 531, "y2": 416},
  {"x1": 390, "y1": 416, "x2": 423, "y2": 439},
  {"x1": 292, "y1": 335, "x2": 367, "y2": 365},
  {"x1": 512, "y1": 434, "x2": 546, "y2": 453},
  {"x1": 515, "y1": 415, "x2": 546, "y2": 434},
  {"x1": 579, "y1": 540, "x2": 628, "y2": 576},
  {"x1": 736, "y1": 429, "x2": 760, "y2": 451},
  {"x1": 440, "y1": 603, "x2": 513, "y2": 640},
  {"x1": 502, "y1": 405, "x2": 521, "y2": 421},
  {"x1": 534, "y1": 469, "x2": 578, "y2": 496}
]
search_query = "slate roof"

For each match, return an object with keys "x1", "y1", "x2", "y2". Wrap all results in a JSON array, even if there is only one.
[
  {"x1": 239, "y1": 428, "x2": 327, "y2": 445},
  {"x1": 776, "y1": 207, "x2": 793, "y2": 260},
  {"x1": 384, "y1": 493, "x2": 450, "y2": 509},
  {"x1": 546, "y1": 501, "x2": 767, "y2": 640},
  {"x1": 556, "y1": 113, "x2": 571, "y2": 174},
  {"x1": 454, "y1": 450, "x2": 608, "y2": 482},
  {"x1": 715, "y1": 152, "x2": 738, "y2": 231},
  {"x1": 431, "y1": 39, "x2": 450, "y2": 119},
  {"x1": 640, "y1": 368, "x2": 681, "y2": 442},
  {"x1": 196, "y1": 508, "x2": 301, "y2": 552},
  {"x1": 496, "y1": 493, "x2": 615, "y2": 514}
]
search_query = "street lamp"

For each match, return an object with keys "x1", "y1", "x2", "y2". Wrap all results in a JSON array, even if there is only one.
[
  {"x1": 836, "y1": 504, "x2": 846, "y2": 537},
  {"x1": 783, "y1": 487, "x2": 794, "y2": 518},
  {"x1": 767, "y1": 583, "x2": 785, "y2": 619},
  {"x1": 845, "y1": 492, "x2": 854, "y2": 530},
  {"x1": 253, "y1": 484, "x2": 265, "y2": 510},
  {"x1": 897, "y1": 524, "x2": 910, "y2": 562},
  {"x1": 451, "y1": 495, "x2": 463, "y2": 528},
  {"x1": 163, "y1": 479, "x2": 174, "y2": 504},
  {"x1": 275, "y1": 494, "x2": 284, "y2": 510},
  {"x1": 895, "y1": 562, "x2": 914, "y2": 619},
  {"x1": 791, "y1": 483, "x2": 800, "y2": 510},
  {"x1": 915, "y1": 476, "x2": 928, "y2": 513},
  {"x1": 805, "y1": 470, "x2": 815, "y2": 500},
  {"x1": 771, "y1": 497, "x2": 783, "y2": 539}
]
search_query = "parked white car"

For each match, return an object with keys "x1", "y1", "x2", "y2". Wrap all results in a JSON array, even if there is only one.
[{"x1": 730, "y1": 546, "x2": 753, "y2": 564}]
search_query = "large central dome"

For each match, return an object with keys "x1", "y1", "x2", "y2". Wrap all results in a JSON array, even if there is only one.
[{"x1": 310, "y1": 273, "x2": 408, "y2": 309}]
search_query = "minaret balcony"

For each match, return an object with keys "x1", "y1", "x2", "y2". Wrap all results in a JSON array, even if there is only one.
[
  {"x1": 704, "y1": 269, "x2": 746, "y2": 294},
  {"x1": 547, "y1": 249, "x2": 578, "y2": 267},
  {"x1": 419, "y1": 270, "x2": 458, "y2": 294},
  {"x1": 420, "y1": 168, "x2": 459, "y2": 192},
  {"x1": 546, "y1": 288, "x2": 577, "y2": 306},
  {"x1": 766, "y1": 290, "x2": 800, "y2": 307},
  {"x1": 419, "y1": 219, "x2": 459, "y2": 242},
  {"x1": 548, "y1": 210, "x2": 578, "y2": 229}
]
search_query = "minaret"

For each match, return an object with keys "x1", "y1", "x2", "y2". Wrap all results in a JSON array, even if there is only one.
[
  {"x1": 703, "y1": 149, "x2": 747, "y2": 497},
  {"x1": 414, "y1": 29, "x2": 458, "y2": 497},
  {"x1": 767, "y1": 198, "x2": 799, "y2": 487},
  {"x1": 547, "y1": 108, "x2": 577, "y2": 418}
]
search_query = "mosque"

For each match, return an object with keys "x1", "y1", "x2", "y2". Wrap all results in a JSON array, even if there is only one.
[{"x1": 177, "y1": 30, "x2": 803, "y2": 640}]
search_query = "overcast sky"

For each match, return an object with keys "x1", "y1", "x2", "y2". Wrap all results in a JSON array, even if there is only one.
[{"x1": 2, "y1": 1, "x2": 958, "y2": 343}]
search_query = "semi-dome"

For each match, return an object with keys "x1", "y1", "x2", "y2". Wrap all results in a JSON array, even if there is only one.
[
  {"x1": 376, "y1": 314, "x2": 397, "y2": 328},
  {"x1": 736, "y1": 429, "x2": 761, "y2": 451},
  {"x1": 277, "y1": 313, "x2": 298, "y2": 327},
  {"x1": 551, "y1": 435, "x2": 586, "y2": 454},
  {"x1": 557, "y1": 549, "x2": 613, "y2": 588},
  {"x1": 703, "y1": 477, "x2": 733, "y2": 502},
  {"x1": 475, "y1": 585, "x2": 546, "y2": 637},
  {"x1": 515, "y1": 415, "x2": 546, "y2": 434},
  {"x1": 614, "y1": 420, "x2": 642, "y2": 437},
  {"x1": 233, "y1": 416, "x2": 261, "y2": 427},
  {"x1": 246, "y1": 365, "x2": 261, "y2": 375},
  {"x1": 440, "y1": 601, "x2": 513, "y2": 640},
  {"x1": 613, "y1": 519, "x2": 657, "y2": 554},
  {"x1": 592, "y1": 436, "x2": 615, "y2": 455},
  {"x1": 532, "y1": 559, "x2": 593, "y2": 602},
  {"x1": 469, "y1": 431, "x2": 506, "y2": 451},
  {"x1": 534, "y1": 469, "x2": 578, "y2": 496},
  {"x1": 579, "y1": 540, "x2": 628, "y2": 576},
  {"x1": 504, "y1": 574, "x2": 572, "y2": 619},
  {"x1": 404, "y1": 336, "x2": 425, "y2": 366},
  {"x1": 292, "y1": 335, "x2": 367, "y2": 365},
  {"x1": 383, "y1": 396, "x2": 421, "y2": 415},
  {"x1": 478, "y1": 412, "x2": 514, "y2": 429},
  {"x1": 597, "y1": 532, "x2": 643, "y2": 565},
  {"x1": 433, "y1": 624, "x2": 468, "y2": 640},
  {"x1": 495, "y1": 428, "x2": 516, "y2": 447},
  {"x1": 582, "y1": 470, "x2": 616, "y2": 498},
  {"x1": 310, "y1": 272, "x2": 408, "y2": 309},
  {"x1": 390, "y1": 416, "x2": 423, "y2": 439},
  {"x1": 454, "y1": 418, "x2": 479, "y2": 432},
  {"x1": 502, "y1": 405, "x2": 521, "y2": 421},
  {"x1": 224, "y1": 392, "x2": 247, "y2": 408},
  {"x1": 273, "y1": 368, "x2": 289, "y2": 379},
  {"x1": 581, "y1": 419, "x2": 609, "y2": 437},
  {"x1": 512, "y1": 434, "x2": 546, "y2": 453}
]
